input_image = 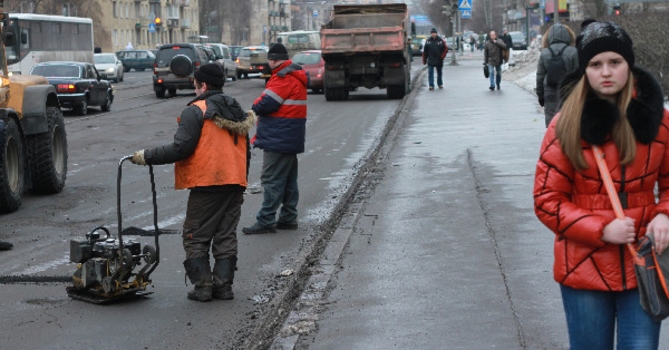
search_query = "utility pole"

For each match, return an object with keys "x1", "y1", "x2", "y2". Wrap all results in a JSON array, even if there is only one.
[
  {"x1": 442, "y1": 0, "x2": 458, "y2": 66},
  {"x1": 554, "y1": 0, "x2": 560, "y2": 23}
]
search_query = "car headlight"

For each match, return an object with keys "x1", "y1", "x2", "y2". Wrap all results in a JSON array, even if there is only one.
[{"x1": 106, "y1": 68, "x2": 115, "y2": 73}]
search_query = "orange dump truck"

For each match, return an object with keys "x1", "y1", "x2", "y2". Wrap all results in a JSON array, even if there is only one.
[{"x1": 320, "y1": 3, "x2": 411, "y2": 101}]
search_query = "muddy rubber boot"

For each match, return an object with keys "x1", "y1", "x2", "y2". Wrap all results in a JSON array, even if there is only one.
[
  {"x1": 183, "y1": 258, "x2": 213, "y2": 302},
  {"x1": 212, "y1": 257, "x2": 235, "y2": 300}
]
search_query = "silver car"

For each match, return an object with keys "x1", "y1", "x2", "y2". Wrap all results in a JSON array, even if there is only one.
[
  {"x1": 203, "y1": 43, "x2": 238, "y2": 82},
  {"x1": 94, "y1": 53, "x2": 124, "y2": 82}
]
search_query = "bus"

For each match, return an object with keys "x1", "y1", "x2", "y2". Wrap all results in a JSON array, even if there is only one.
[
  {"x1": 3, "y1": 13, "x2": 94, "y2": 75},
  {"x1": 276, "y1": 30, "x2": 320, "y2": 59}
]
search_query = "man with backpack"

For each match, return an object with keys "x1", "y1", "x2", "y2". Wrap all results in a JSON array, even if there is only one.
[{"x1": 535, "y1": 23, "x2": 579, "y2": 127}]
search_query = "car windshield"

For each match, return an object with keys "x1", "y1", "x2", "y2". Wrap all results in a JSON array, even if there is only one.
[
  {"x1": 292, "y1": 53, "x2": 320, "y2": 65},
  {"x1": 510, "y1": 32, "x2": 525, "y2": 41},
  {"x1": 230, "y1": 47, "x2": 242, "y2": 57},
  {"x1": 94, "y1": 54, "x2": 116, "y2": 64},
  {"x1": 31, "y1": 65, "x2": 80, "y2": 78}
]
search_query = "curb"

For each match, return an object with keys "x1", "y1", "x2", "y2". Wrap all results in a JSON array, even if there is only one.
[{"x1": 267, "y1": 68, "x2": 427, "y2": 350}]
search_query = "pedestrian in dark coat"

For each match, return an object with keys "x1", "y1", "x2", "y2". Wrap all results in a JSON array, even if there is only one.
[
  {"x1": 535, "y1": 23, "x2": 578, "y2": 126},
  {"x1": 534, "y1": 21, "x2": 669, "y2": 349},
  {"x1": 483, "y1": 30, "x2": 507, "y2": 90},
  {"x1": 422, "y1": 28, "x2": 447, "y2": 90},
  {"x1": 130, "y1": 63, "x2": 255, "y2": 302}
]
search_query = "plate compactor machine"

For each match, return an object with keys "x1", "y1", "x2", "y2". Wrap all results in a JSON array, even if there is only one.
[{"x1": 67, "y1": 156, "x2": 161, "y2": 304}]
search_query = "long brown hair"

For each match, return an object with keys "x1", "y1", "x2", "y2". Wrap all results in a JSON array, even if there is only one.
[{"x1": 555, "y1": 69, "x2": 636, "y2": 171}]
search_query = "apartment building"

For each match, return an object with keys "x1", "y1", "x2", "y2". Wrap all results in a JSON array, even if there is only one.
[{"x1": 99, "y1": 0, "x2": 200, "y2": 52}]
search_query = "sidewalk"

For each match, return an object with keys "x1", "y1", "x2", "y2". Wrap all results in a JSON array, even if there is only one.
[
  {"x1": 305, "y1": 59, "x2": 559, "y2": 349},
  {"x1": 272, "y1": 58, "x2": 669, "y2": 349}
]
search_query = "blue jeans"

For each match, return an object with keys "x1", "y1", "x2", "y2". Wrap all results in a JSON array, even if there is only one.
[
  {"x1": 560, "y1": 285, "x2": 661, "y2": 350},
  {"x1": 256, "y1": 151, "x2": 299, "y2": 226},
  {"x1": 427, "y1": 64, "x2": 443, "y2": 88},
  {"x1": 488, "y1": 63, "x2": 501, "y2": 88}
]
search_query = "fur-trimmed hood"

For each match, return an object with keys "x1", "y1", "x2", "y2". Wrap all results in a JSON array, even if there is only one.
[
  {"x1": 188, "y1": 91, "x2": 256, "y2": 136},
  {"x1": 563, "y1": 66, "x2": 665, "y2": 145}
]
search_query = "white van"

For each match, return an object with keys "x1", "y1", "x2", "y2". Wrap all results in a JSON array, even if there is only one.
[{"x1": 277, "y1": 30, "x2": 321, "y2": 58}]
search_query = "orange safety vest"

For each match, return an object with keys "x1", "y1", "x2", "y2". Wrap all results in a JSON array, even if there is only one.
[{"x1": 174, "y1": 100, "x2": 248, "y2": 189}]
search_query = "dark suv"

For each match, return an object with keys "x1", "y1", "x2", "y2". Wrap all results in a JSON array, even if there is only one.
[{"x1": 153, "y1": 43, "x2": 212, "y2": 98}]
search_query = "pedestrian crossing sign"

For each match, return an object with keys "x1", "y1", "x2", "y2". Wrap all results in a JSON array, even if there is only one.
[
  {"x1": 458, "y1": 0, "x2": 472, "y2": 11},
  {"x1": 461, "y1": 10, "x2": 471, "y2": 18}
]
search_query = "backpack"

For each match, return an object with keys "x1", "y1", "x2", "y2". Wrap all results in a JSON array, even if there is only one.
[{"x1": 546, "y1": 46, "x2": 568, "y2": 87}]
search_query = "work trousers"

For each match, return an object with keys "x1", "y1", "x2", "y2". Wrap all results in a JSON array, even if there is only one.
[
  {"x1": 182, "y1": 187, "x2": 244, "y2": 261},
  {"x1": 256, "y1": 151, "x2": 299, "y2": 226}
]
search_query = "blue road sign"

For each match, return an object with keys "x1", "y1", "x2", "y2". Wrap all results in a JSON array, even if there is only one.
[
  {"x1": 458, "y1": 0, "x2": 472, "y2": 11},
  {"x1": 461, "y1": 10, "x2": 472, "y2": 19},
  {"x1": 148, "y1": 23, "x2": 156, "y2": 33}
]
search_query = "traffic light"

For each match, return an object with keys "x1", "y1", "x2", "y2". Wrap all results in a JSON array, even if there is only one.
[
  {"x1": 613, "y1": 5, "x2": 621, "y2": 15},
  {"x1": 154, "y1": 17, "x2": 162, "y2": 26}
]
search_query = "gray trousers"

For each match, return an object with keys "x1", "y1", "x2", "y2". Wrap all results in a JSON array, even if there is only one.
[{"x1": 182, "y1": 187, "x2": 244, "y2": 261}]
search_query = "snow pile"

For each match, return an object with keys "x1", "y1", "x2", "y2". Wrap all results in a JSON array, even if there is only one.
[{"x1": 504, "y1": 39, "x2": 543, "y2": 94}]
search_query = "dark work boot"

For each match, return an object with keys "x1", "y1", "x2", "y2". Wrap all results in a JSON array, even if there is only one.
[
  {"x1": 183, "y1": 258, "x2": 213, "y2": 302},
  {"x1": 212, "y1": 257, "x2": 236, "y2": 300}
]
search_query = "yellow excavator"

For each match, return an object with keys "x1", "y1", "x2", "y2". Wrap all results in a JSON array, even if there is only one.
[{"x1": 0, "y1": 1, "x2": 68, "y2": 213}]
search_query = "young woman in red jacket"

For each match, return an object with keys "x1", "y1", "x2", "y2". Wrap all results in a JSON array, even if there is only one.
[{"x1": 534, "y1": 22, "x2": 669, "y2": 349}]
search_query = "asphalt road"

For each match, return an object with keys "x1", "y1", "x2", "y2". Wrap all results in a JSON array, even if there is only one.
[{"x1": 0, "y1": 66, "x2": 420, "y2": 349}]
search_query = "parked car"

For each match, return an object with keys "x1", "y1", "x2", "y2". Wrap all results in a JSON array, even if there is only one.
[
  {"x1": 153, "y1": 43, "x2": 212, "y2": 98},
  {"x1": 291, "y1": 50, "x2": 324, "y2": 93},
  {"x1": 30, "y1": 61, "x2": 114, "y2": 116},
  {"x1": 94, "y1": 53, "x2": 124, "y2": 82},
  {"x1": 509, "y1": 31, "x2": 527, "y2": 50},
  {"x1": 203, "y1": 43, "x2": 238, "y2": 81},
  {"x1": 236, "y1": 46, "x2": 270, "y2": 79},
  {"x1": 116, "y1": 49, "x2": 156, "y2": 72}
]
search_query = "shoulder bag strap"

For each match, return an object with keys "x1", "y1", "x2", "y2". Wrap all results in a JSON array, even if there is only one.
[{"x1": 591, "y1": 145, "x2": 638, "y2": 257}]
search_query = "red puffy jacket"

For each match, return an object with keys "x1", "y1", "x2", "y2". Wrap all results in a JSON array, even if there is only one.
[{"x1": 534, "y1": 67, "x2": 669, "y2": 291}]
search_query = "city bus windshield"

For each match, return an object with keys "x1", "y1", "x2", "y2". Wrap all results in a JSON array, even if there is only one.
[{"x1": 3, "y1": 19, "x2": 19, "y2": 65}]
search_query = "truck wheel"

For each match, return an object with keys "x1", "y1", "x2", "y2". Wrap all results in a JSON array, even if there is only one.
[
  {"x1": 155, "y1": 88, "x2": 166, "y2": 98},
  {"x1": 27, "y1": 107, "x2": 68, "y2": 194},
  {"x1": 0, "y1": 118, "x2": 24, "y2": 213},
  {"x1": 387, "y1": 85, "x2": 405, "y2": 99}
]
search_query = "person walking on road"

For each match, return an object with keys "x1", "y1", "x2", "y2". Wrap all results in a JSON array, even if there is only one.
[
  {"x1": 483, "y1": 30, "x2": 507, "y2": 91},
  {"x1": 534, "y1": 21, "x2": 669, "y2": 349},
  {"x1": 422, "y1": 28, "x2": 448, "y2": 90},
  {"x1": 242, "y1": 43, "x2": 308, "y2": 235},
  {"x1": 130, "y1": 63, "x2": 254, "y2": 302},
  {"x1": 535, "y1": 23, "x2": 578, "y2": 127}
]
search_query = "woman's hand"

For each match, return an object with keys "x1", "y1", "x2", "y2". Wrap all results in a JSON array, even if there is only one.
[
  {"x1": 602, "y1": 217, "x2": 636, "y2": 245},
  {"x1": 647, "y1": 213, "x2": 669, "y2": 255}
]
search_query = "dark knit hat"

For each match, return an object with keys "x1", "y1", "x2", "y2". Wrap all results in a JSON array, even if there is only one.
[
  {"x1": 268, "y1": 43, "x2": 289, "y2": 60},
  {"x1": 194, "y1": 63, "x2": 224, "y2": 88},
  {"x1": 430, "y1": 28, "x2": 437, "y2": 34},
  {"x1": 577, "y1": 21, "x2": 634, "y2": 74}
]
